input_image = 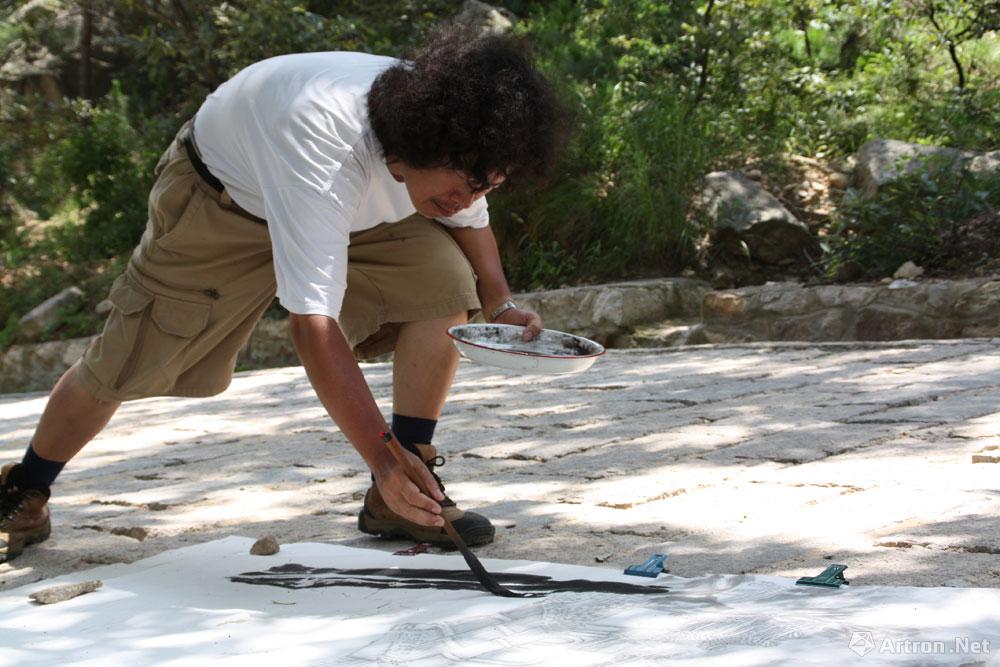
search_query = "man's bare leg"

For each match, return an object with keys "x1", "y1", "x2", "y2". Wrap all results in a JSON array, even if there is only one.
[
  {"x1": 30, "y1": 363, "x2": 120, "y2": 462},
  {"x1": 358, "y1": 309, "x2": 495, "y2": 545},
  {"x1": 0, "y1": 363, "x2": 119, "y2": 563},
  {"x1": 392, "y1": 311, "x2": 467, "y2": 420}
]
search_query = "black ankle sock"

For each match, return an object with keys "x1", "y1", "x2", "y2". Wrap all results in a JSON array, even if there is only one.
[
  {"x1": 390, "y1": 413, "x2": 438, "y2": 457},
  {"x1": 20, "y1": 444, "x2": 66, "y2": 490}
]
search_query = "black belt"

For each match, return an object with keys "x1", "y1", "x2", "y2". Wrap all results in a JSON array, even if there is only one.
[{"x1": 181, "y1": 133, "x2": 267, "y2": 226}]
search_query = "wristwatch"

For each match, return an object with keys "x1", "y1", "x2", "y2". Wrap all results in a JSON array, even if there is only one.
[{"x1": 487, "y1": 299, "x2": 518, "y2": 322}]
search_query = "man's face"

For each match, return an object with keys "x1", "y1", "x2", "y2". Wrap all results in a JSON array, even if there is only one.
[{"x1": 386, "y1": 159, "x2": 504, "y2": 219}]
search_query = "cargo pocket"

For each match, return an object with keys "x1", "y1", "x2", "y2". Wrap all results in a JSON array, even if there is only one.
[{"x1": 107, "y1": 278, "x2": 211, "y2": 396}]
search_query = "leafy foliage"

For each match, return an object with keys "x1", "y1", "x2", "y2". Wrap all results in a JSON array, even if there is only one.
[
  {"x1": 0, "y1": 0, "x2": 998, "y2": 343},
  {"x1": 825, "y1": 161, "x2": 1000, "y2": 279}
]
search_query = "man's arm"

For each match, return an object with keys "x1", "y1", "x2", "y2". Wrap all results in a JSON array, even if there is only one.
[
  {"x1": 446, "y1": 224, "x2": 542, "y2": 339},
  {"x1": 288, "y1": 313, "x2": 444, "y2": 526}
]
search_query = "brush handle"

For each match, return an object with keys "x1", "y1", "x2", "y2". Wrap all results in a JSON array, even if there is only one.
[{"x1": 379, "y1": 430, "x2": 538, "y2": 598}]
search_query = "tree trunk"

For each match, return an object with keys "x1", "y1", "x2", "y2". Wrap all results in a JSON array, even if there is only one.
[
  {"x1": 796, "y1": 8, "x2": 813, "y2": 60},
  {"x1": 946, "y1": 41, "x2": 966, "y2": 90},
  {"x1": 686, "y1": 0, "x2": 717, "y2": 117},
  {"x1": 79, "y1": 1, "x2": 93, "y2": 99}
]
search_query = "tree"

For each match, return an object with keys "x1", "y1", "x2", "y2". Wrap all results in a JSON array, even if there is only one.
[{"x1": 909, "y1": 0, "x2": 1000, "y2": 89}]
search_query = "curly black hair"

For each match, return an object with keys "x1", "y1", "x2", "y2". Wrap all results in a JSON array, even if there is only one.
[{"x1": 367, "y1": 26, "x2": 569, "y2": 192}]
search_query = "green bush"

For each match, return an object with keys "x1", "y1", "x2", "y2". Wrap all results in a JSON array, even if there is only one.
[
  {"x1": 51, "y1": 83, "x2": 166, "y2": 263},
  {"x1": 825, "y1": 161, "x2": 1000, "y2": 279},
  {"x1": 2, "y1": 0, "x2": 1000, "y2": 342}
]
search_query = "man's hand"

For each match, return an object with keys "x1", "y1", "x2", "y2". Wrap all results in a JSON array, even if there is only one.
[
  {"x1": 494, "y1": 306, "x2": 543, "y2": 341},
  {"x1": 290, "y1": 313, "x2": 446, "y2": 527},
  {"x1": 372, "y1": 447, "x2": 446, "y2": 527}
]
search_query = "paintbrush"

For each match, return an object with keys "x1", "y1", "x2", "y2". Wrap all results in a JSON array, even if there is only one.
[{"x1": 379, "y1": 430, "x2": 540, "y2": 598}]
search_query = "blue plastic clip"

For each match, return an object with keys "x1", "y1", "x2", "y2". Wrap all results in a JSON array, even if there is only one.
[
  {"x1": 624, "y1": 554, "x2": 668, "y2": 578},
  {"x1": 795, "y1": 564, "x2": 849, "y2": 588}
]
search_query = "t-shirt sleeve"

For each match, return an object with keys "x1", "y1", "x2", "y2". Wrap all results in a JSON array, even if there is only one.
[
  {"x1": 436, "y1": 195, "x2": 490, "y2": 229},
  {"x1": 263, "y1": 184, "x2": 354, "y2": 320}
]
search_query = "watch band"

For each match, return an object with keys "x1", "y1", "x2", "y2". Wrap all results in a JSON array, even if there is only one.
[{"x1": 487, "y1": 299, "x2": 518, "y2": 322}]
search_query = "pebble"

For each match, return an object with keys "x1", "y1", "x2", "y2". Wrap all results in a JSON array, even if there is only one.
[
  {"x1": 110, "y1": 527, "x2": 149, "y2": 541},
  {"x1": 250, "y1": 536, "x2": 280, "y2": 555},
  {"x1": 893, "y1": 261, "x2": 924, "y2": 280},
  {"x1": 828, "y1": 172, "x2": 850, "y2": 189},
  {"x1": 29, "y1": 580, "x2": 102, "y2": 605}
]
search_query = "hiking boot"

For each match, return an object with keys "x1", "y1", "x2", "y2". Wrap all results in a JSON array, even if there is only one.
[
  {"x1": 1, "y1": 463, "x2": 51, "y2": 564},
  {"x1": 358, "y1": 443, "x2": 495, "y2": 546}
]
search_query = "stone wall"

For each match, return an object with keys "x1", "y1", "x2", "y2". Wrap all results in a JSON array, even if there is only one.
[
  {"x1": 702, "y1": 278, "x2": 1000, "y2": 343},
  {"x1": 515, "y1": 278, "x2": 709, "y2": 340},
  {"x1": 3, "y1": 276, "x2": 999, "y2": 394}
]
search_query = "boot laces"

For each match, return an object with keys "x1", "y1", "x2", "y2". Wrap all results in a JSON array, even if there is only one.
[
  {"x1": 0, "y1": 477, "x2": 26, "y2": 521},
  {"x1": 425, "y1": 455, "x2": 447, "y2": 493}
]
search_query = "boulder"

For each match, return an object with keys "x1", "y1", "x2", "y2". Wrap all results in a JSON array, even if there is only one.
[
  {"x1": 854, "y1": 139, "x2": 977, "y2": 197},
  {"x1": 0, "y1": 0, "x2": 118, "y2": 100},
  {"x1": 455, "y1": 1, "x2": 517, "y2": 35},
  {"x1": 970, "y1": 150, "x2": 1000, "y2": 175},
  {"x1": 697, "y1": 171, "x2": 817, "y2": 265},
  {"x1": 16, "y1": 286, "x2": 86, "y2": 343},
  {"x1": 893, "y1": 261, "x2": 924, "y2": 280}
]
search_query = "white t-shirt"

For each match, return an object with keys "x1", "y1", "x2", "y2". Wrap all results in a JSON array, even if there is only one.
[{"x1": 193, "y1": 52, "x2": 489, "y2": 319}]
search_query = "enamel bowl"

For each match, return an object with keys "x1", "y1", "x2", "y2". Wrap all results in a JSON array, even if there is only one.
[{"x1": 447, "y1": 323, "x2": 605, "y2": 374}]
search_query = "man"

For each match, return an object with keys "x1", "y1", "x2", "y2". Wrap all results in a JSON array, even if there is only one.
[{"x1": 0, "y1": 27, "x2": 565, "y2": 563}]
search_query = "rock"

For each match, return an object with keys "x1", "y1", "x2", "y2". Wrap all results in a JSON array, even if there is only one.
[
  {"x1": 828, "y1": 172, "x2": 850, "y2": 190},
  {"x1": 697, "y1": 171, "x2": 817, "y2": 265},
  {"x1": 893, "y1": 261, "x2": 924, "y2": 280},
  {"x1": 110, "y1": 526, "x2": 148, "y2": 541},
  {"x1": 854, "y1": 139, "x2": 973, "y2": 197},
  {"x1": 16, "y1": 286, "x2": 86, "y2": 343},
  {"x1": 237, "y1": 318, "x2": 300, "y2": 370},
  {"x1": 745, "y1": 169, "x2": 762, "y2": 181},
  {"x1": 516, "y1": 278, "x2": 710, "y2": 338},
  {"x1": 95, "y1": 299, "x2": 113, "y2": 317},
  {"x1": 970, "y1": 150, "x2": 1000, "y2": 175},
  {"x1": 0, "y1": 335, "x2": 95, "y2": 394},
  {"x1": 854, "y1": 306, "x2": 927, "y2": 341},
  {"x1": 29, "y1": 580, "x2": 102, "y2": 605},
  {"x1": 0, "y1": 0, "x2": 119, "y2": 101},
  {"x1": 455, "y1": 0, "x2": 517, "y2": 35},
  {"x1": 630, "y1": 322, "x2": 702, "y2": 347},
  {"x1": 701, "y1": 292, "x2": 747, "y2": 323},
  {"x1": 954, "y1": 280, "x2": 1000, "y2": 319},
  {"x1": 250, "y1": 535, "x2": 280, "y2": 556}
]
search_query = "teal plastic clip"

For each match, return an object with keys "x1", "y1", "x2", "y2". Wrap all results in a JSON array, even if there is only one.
[
  {"x1": 796, "y1": 564, "x2": 849, "y2": 588},
  {"x1": 624, "y1": 554, "x2": 668, "y2": 578}
]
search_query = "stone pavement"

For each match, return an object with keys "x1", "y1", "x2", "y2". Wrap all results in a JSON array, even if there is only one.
[{"x1": 2, "y1": 339, "x2": 999, "y2": 592}]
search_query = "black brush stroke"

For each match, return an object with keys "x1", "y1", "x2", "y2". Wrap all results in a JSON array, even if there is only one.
[{"x1": 231, "y1": 563, "x2": 669, "y2": 595}]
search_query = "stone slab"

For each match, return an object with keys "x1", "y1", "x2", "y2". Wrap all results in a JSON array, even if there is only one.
[{"x1": 2, "y1": 340, "x2": 999, "y2": 594}]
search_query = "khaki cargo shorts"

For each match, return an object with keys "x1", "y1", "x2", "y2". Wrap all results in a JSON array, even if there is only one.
[{"x1": 76, "y1": 129, "x2": 481, "y2": 401}]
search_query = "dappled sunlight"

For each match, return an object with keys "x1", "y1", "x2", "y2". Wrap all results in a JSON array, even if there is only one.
[
  {"x1": 2, "y1": 341, "x2": 999, "y2": 598},
  {"x1": 6, "y1": 536, "x2": 996, "y2": 665}
]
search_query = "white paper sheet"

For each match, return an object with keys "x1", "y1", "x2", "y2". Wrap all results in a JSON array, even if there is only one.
[{"x1": 1, "y1": 537, "x2": 996, "y2": 666}]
